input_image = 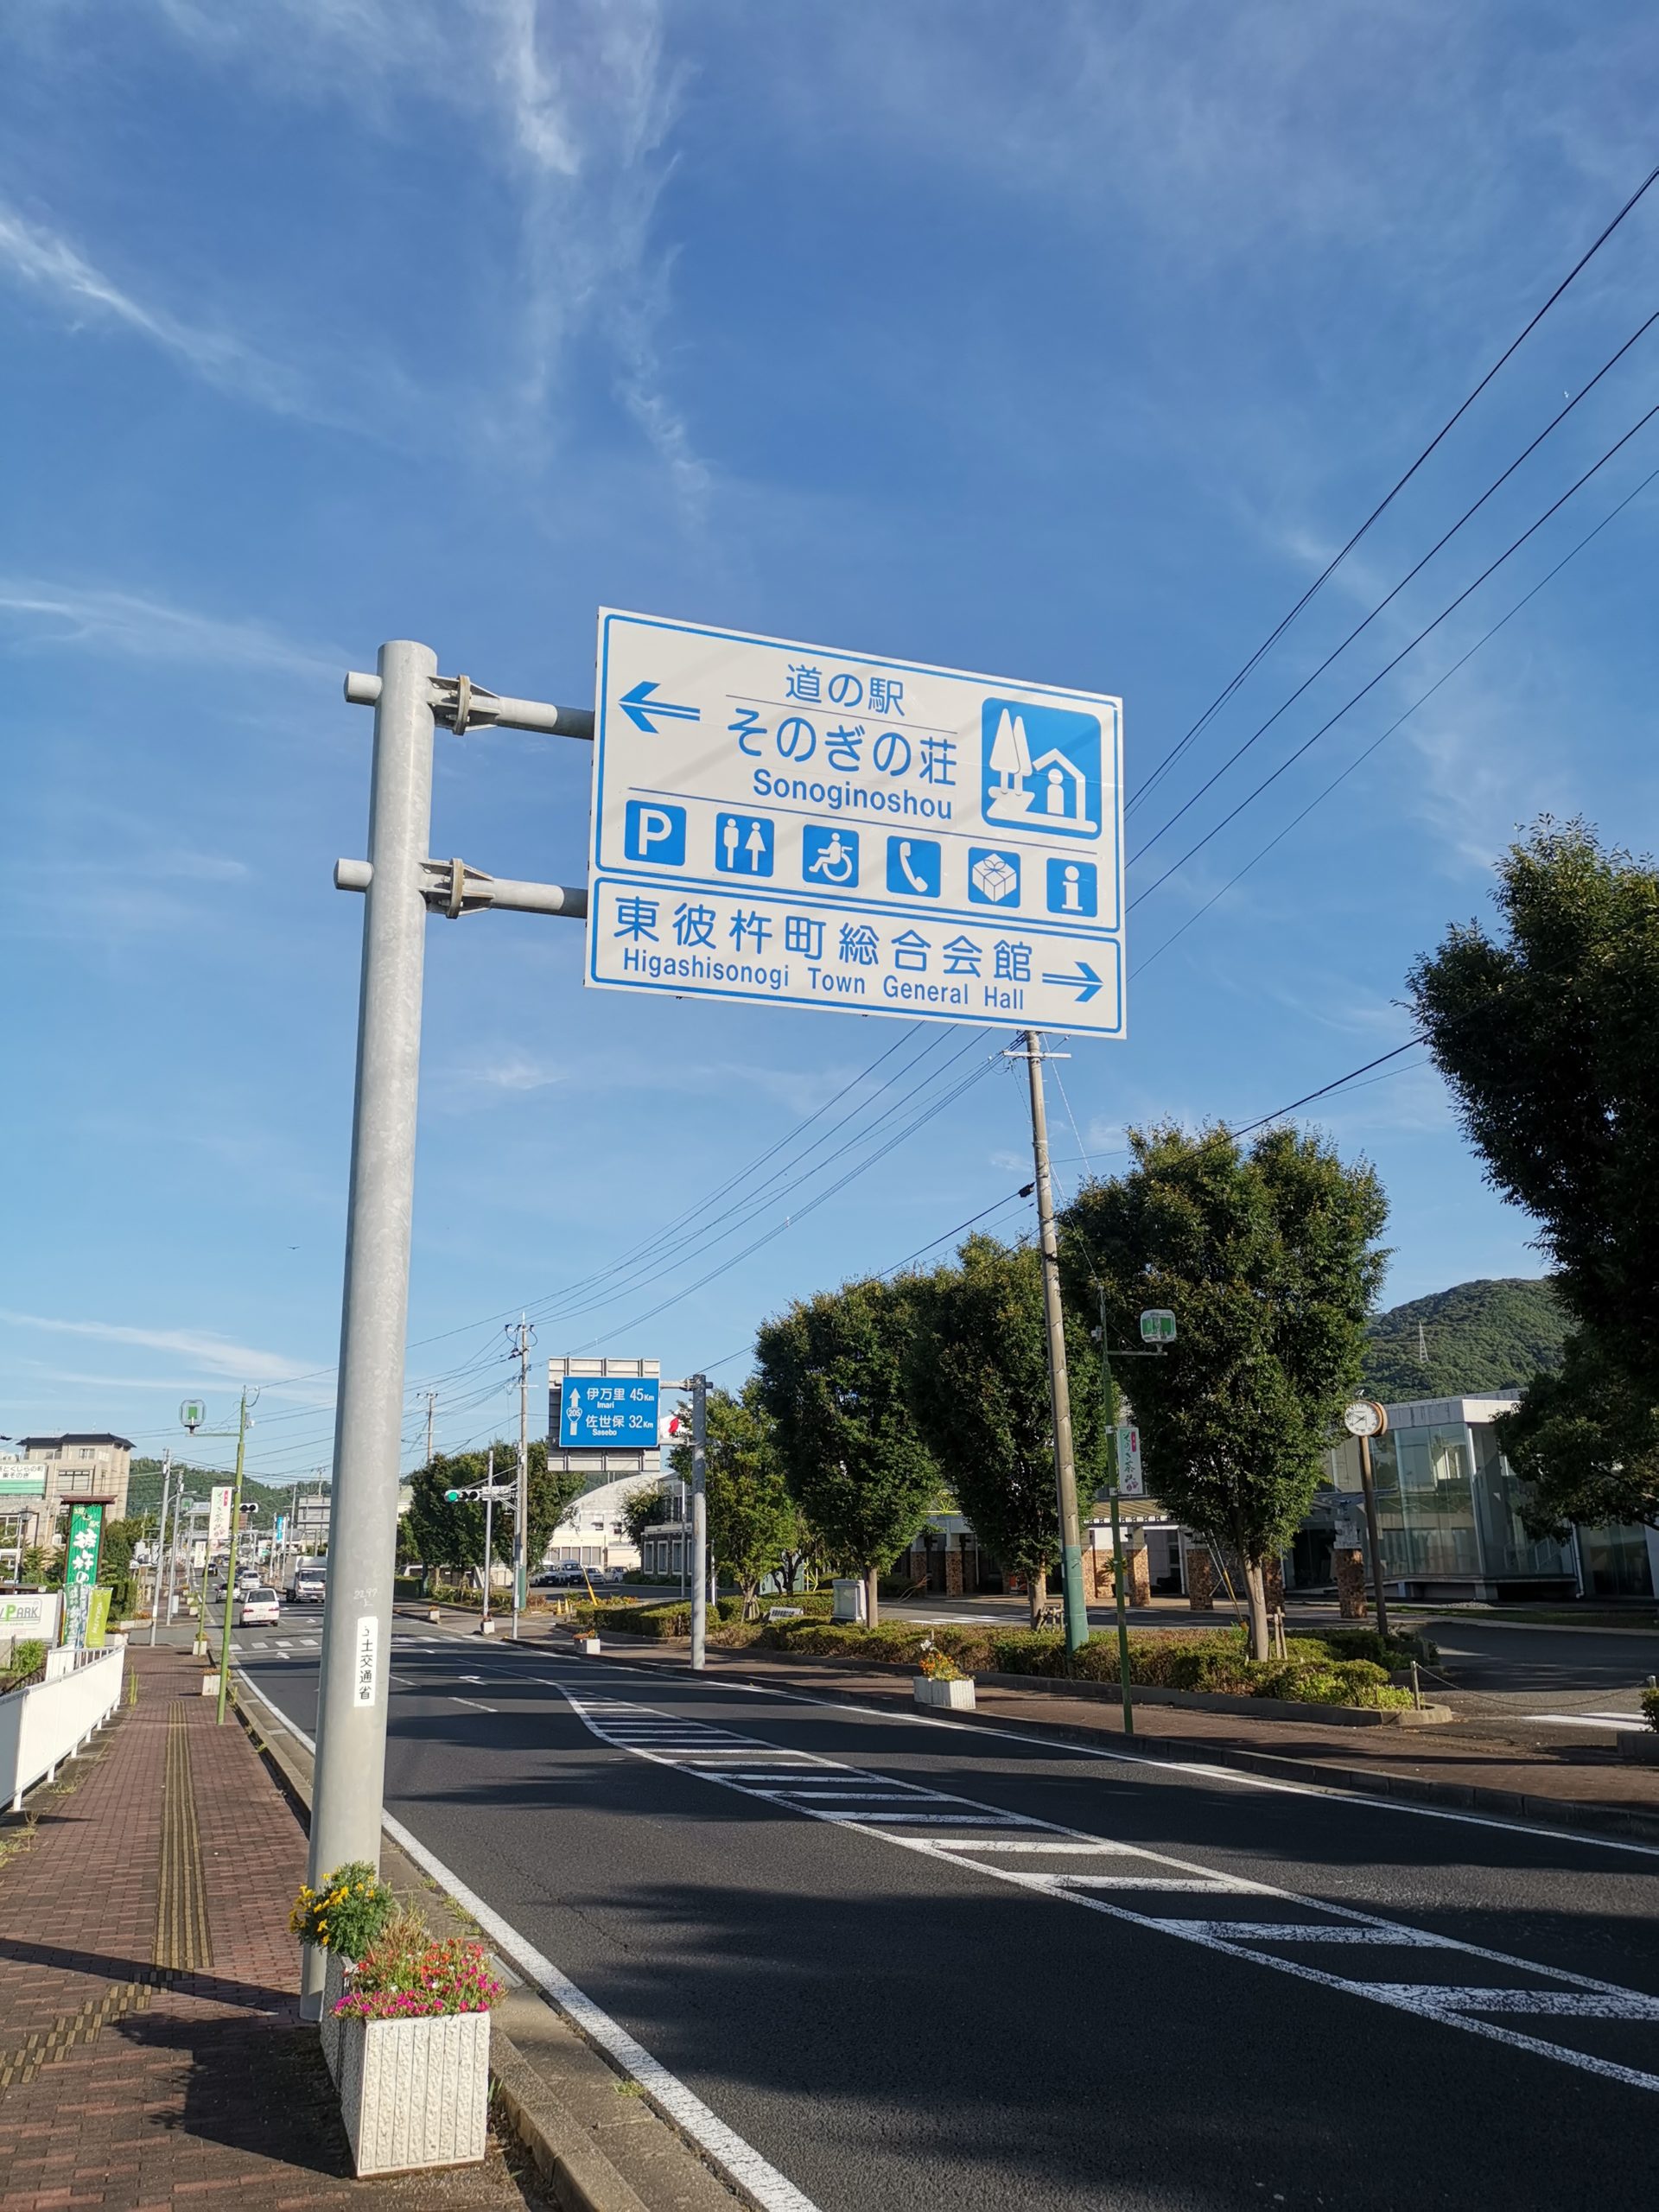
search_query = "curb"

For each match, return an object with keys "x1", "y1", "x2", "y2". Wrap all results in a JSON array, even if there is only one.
[
  {"x1": 606, "y1": 1646, "x2": 1659, "y2": 1848},
  {"x1": 230, "y1": 1688, "x2": 668, "y2": 2212}
]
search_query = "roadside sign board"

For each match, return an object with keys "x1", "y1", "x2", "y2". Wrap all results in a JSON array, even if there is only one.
[
  {"x1": 559, "y1": 1376, "x2": 660, "y2": 1449},
  {"x1": 1114, "y1": 1423, "x2": 1146, "y2": 1498},
  {"x1": 587, "y1": 610, "x2": 1125, "y2": 1037},
  {"x1": 207, "y1": 1484, "x2": 233, "y2": 1545},
  {"x1": 61, "y1": 1502, "x2": 104, "y2": 1648}
]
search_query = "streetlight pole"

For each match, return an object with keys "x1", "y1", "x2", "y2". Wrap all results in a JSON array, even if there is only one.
[
  {"x1": 149, "y1": 1449, "x2": 172, "y2": 1649},
  {"x1": 1009, "y1": 1033, "x2": 1088, "y2": 1653},
  {"x1": 213, "y1": 1390, "x2": 252, "y2": 1723}
]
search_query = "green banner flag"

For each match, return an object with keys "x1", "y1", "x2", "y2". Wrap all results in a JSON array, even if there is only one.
[{"x1": 62, "y1": 1502, "x2": 105, "y2": 1648}]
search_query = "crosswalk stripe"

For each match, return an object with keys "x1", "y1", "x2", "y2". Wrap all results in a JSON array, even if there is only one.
[{"x1": 561, "y1": 1681, "x2": 1659, "y2": 2097}]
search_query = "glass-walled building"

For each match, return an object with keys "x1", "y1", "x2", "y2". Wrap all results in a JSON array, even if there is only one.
[{"x1": 1325, "y1": 1395, "x2": 1658, "y2": 1604}]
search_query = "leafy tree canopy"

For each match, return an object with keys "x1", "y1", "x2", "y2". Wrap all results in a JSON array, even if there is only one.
[
  {"x1": 1061, "y1": 1122, "x2": 1387, "y2": 1655},
  {"x1": 906, "y1": 1234, "x2": 1104, "y2": 1618},
  {"x1": 1497, "y1": 1333, "x2": 1659, "y2": 1537},
  {"x1": 1408, "y1": 818, "x2": 1659, "y2": 1367},
  {"x1": 1408, "y1": 819, "x2": 1659, "y2": 1529},
  {"x1": 621, "y1": 1482, "x2": 672, "y2": 1548},
  {"x1": 669, "y1": 1382, "x2": 801, "y2": 1617},
  {"x1": 755, "y1": 1274, "x2": 940, "y2": 1624}
]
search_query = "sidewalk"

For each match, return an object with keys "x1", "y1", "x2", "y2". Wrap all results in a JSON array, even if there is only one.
[
  {"x1": 498, "y1": 1618, "x2": 1659, "y2": 1844},
  {"x1": 0, "y1": 1643, "x2": 539, "y2": 2212}
]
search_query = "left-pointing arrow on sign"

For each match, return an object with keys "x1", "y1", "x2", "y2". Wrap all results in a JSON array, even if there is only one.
[
  {"x1": 620, "y1": 680, "x2": 701, "y2": 734},
  {"x1": 1039, "y1": 959, "x2": 1103, "y2": 1004}
]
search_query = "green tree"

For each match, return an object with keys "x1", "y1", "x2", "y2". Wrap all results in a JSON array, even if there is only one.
[
  {"x1": 1062, "y1": 1122, "x2": 1388, "y2": 1657},
  {"x1": 669, "y1": 1382, "x2": 801, "y2": 1618},
  {"x1": 403, "y1": 1442, "x2": 584, "y2": 1587},
  {"x1": 621, "y1": 1481, "x2": 671, "y2": 1549},
  {"x1": 755, "y1": 1275, "x2": 939, "y2": 1627},
  {"x1": 906, "y1": 1234, "x2": 1105, "y2": 1624},
  {"x1": 1408, "y1": 819, "x2": 1659, "y2": 1531}
]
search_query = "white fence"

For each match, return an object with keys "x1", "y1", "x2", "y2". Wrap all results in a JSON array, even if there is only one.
[{"x1": 0, "y1": 1645, "x2": 124, "y2": 1810}]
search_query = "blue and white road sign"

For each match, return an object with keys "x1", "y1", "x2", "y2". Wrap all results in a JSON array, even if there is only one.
[
  {"x1": 559, "y1": 1375, "x2": 660, "y2": 1447},
  {"x1": 588, "y1": 610, "x2": 1125, "y2": 1037}
]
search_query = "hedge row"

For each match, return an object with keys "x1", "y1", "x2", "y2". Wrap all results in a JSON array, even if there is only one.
[{"x1": 704, "y1": 1618, "x2": 1416, "y2": 1709}]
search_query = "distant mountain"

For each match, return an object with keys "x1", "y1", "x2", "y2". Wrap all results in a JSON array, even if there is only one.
[
  {"x1": 1361, "y1": 1278, "x2": 1568, "y2": 1403},
  {"x1": 127, "y1": 1458, "x2": 321, "y2": 1526}
]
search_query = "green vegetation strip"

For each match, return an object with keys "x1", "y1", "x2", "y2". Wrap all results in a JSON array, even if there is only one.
[{"x1": 572, "y1": 1598, "x2": 1431, "y2": 1709}]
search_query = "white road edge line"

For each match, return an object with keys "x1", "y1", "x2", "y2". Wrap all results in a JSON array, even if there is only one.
[{"x1": 233, "y1": 1672, "x2": 823, "y2": 2212}]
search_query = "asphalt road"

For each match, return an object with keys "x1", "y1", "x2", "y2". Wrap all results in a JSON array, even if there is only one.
[{"x1": 242, "y1": 1627, "x2": 1659, "y2": 2212}]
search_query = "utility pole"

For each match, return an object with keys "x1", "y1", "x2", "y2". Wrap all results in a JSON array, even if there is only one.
[
  {"x1": 213, "y1": 1389, "x2": 252, "y2": 1724},
  {"x1": 423, "y1": 1390, "x2": 436, "y2": 1467},
  {"x1": 1008, "y1": 1032, "x2": 1088, "y2": 1654},
  {"x1": 506, "y1": 1318, "x2": 534, "y2": 1637},
  {"x1": 689, "y1": 1375, "x2": 709, "y2": 1670},
  {"x1": 149, "y1": 1448, "x2": 172, "y2": 1649}
]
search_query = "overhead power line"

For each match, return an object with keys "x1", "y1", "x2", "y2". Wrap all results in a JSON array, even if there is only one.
[
  {"x1": 1131, "y1": 395, "x2": 1659, "y2": 909},
  {"x1": 1135, "y1": 454, "x2": 1659, "y2": 972},
  {"x1": 1128, "y1": 302, "x2": 1659, "y2": 866},
  {"x1": 1129, "y1": 155, "x2": 1659, "y2": 817}
]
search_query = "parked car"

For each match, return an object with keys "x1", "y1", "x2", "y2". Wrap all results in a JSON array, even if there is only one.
[
  {"x1": 237, "y1": 1586, "x2": 281, "y2": 1627},
  {"x1": 595, "y1": 1565, "x2": 626, "y2": 1584}
]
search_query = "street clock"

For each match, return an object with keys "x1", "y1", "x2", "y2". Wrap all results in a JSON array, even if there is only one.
[{"x1": 1343, "y1": 1400, "x2": 1389, "y2": 1439}]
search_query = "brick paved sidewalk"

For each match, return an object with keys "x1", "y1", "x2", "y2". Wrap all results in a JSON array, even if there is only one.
[{"x1": 0, "y1": 1644, "x2": 539, "y2": 2212}]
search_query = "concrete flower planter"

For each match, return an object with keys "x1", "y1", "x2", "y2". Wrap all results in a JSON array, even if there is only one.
[
  {"x1": 337, "y1": 2008, "x2": 491, "y2": 2177},
  {"x1": 575, "y1": 1636, "x2": 601, "y2": 1656},
  {"x1": 913, "y1": 1675, "x2": 976, "y2": 1712},
  {"x1": 319, "y1": 1949, "x2": 353, "y2": 2083}
]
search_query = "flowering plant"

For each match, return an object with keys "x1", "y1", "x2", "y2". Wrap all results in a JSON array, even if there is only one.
[
  {"x1": 289, "y1": 1860, "x2": 396, "y2": 1955},
  {"x1": 331, "y1": 1912, "x2": 505, "y2": 2021},
  {"x1": 917, "y1": 1640, "x2": 964, "y2": 1682}
]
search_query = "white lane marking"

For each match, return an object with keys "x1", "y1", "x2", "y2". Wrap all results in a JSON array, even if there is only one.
[
  {"x1": 1150, "y1": 1921, "x2": 1458, "y2": 1947},
  {"x1": 931, "y1": 1838, "x2": 1143, "y2": 1854},
  {"x1": 452, "y1": 1695, "x2": 497, "y2": 1713},
  {"x1": 1366, "y1": 1986, "x2": 1659, "y2": 2019},
  {"x1": 1059, "y1": 1876, "x2": 1238, "y2": 1891},
  {"x1": 233, "y1": 1671, "x2": 822, "y2": 2212},
  {"x1": 563, "y1": 1684, "x2": 1659, "y2": 2095},
  {"x1": 1522, "y1": 1713, "x2": 1648, "y2": 1732}
]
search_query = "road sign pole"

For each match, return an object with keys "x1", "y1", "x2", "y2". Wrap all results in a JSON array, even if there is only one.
[
  {"x1": 1020, "y1": 1032, "x2": 1088, "y2": 1653},
  {"x1": 214, "y1": 1390, "x2": 251, "y2": 1723},
  {"x1": 690, "y1": 1375, "x2": 708, "y2": 1671},
  {"x1": 302, "y1": 639, "x2": 437, "y2": 2019},
  {"x1": 1096, "y1": 1292, "x2": 1135, "y2": 1736}
]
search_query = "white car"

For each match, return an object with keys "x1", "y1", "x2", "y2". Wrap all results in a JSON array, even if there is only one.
[{"x1": 238, "y1": 1587, "x2": 282, "y2": 1627}]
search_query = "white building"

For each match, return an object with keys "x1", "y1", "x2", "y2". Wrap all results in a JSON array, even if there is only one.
[{"x1": 543, "y1": 1474, "x2": 645, "y2": 1573}]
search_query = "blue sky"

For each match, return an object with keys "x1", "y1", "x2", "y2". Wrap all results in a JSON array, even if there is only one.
[{"x1": 4, "y1": 2, "x2": 1657, "y2": 1483}]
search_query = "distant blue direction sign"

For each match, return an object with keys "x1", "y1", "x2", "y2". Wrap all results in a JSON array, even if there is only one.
[
  {"x1": 587, "y1": 610, "x2": 1126, "y2": 1038},
  {"x1": 559, "y1": 1375, "x2": 660, "y2": 1448}
]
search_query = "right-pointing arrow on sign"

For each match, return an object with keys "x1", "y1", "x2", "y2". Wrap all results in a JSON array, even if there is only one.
[{"x1": 1040, "y1": 959, "x2": 1103, "y2": 1004}]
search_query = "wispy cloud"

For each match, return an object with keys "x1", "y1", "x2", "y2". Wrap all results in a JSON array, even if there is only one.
[
  {"x1": 112, "y1": 0, "x2": 707, "y2": 505},
  {"x1": 0, "y1": 199, "x2": 303, "y2": 411},
  {"x1": 0, "y1": 1310, "x2": 308, "y2": 1384},
  {"x1": 0, "y1": 579, "x2": 337, "y2": 676}
]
